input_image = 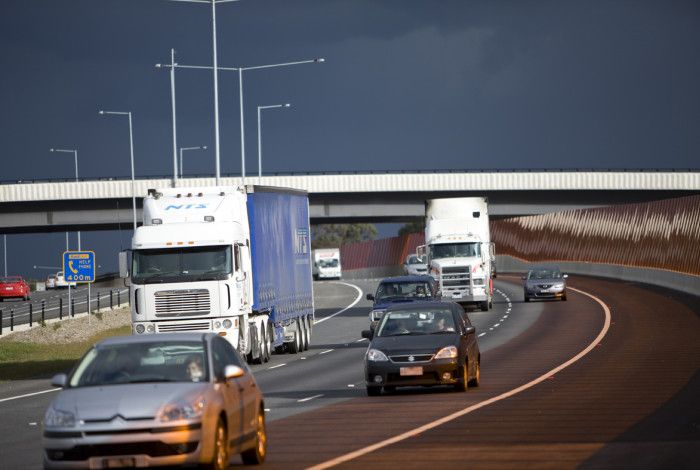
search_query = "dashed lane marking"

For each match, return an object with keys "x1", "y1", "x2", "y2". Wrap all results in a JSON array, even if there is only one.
[
  {"x1": 267, "y1": 363, "x2": 287, "y2": 370},
  {"x1": 319, "y1": 349, "x2": 334, "y2": 355},
  {"x1": 297, "y1": 394, "x2": 323, "y2": 403}
]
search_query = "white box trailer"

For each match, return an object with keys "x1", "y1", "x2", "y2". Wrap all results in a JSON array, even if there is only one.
[{"x1": 312, "y1": 248, "x2": 341, "y2": 280}]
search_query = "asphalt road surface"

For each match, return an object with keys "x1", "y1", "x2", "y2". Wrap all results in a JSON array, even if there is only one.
[{"x1": 0, "y1": 276, "x2": 698, "y2": 469}]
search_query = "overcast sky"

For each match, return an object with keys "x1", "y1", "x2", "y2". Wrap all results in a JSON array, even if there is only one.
[{"x1": 2, "y1": 0, "x2": 699, "y2": 278}]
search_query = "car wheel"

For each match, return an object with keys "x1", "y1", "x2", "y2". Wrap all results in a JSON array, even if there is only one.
[
  {"x1": 468, "y1": 360, "x2": 481, "y2": 387},
  {"x1": 241, "y1": 407, "x2": 267, "y2": 465},
  {"x1": 383, "y1": 386, "x2": 396, "y2": 394},
  {"x1": 366, "y1": 386, "x2": 381, "y2": 396},
  {"x1": 524, "y1": 294, "x2": 530, "y2": 302},
  {"x1": 205, "y1": 418, "x2": 228, "y2": 470},
  {"x1": 562, "y1": 292, "x2": 568, "y2": 301},
  {"x1": 454, "y1": 363, "x2": 468, "y2": 392},
  {"x1": 480, "y1": 301, "x2": 489, "y2": 312}
]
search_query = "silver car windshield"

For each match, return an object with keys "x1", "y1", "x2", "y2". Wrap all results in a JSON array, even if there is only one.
[
  {"x1": 132, "y1": 245, "x2": 232, "y2": 284},
  {"x1": 528, "y1": 270, "x2": 562, "y2": 279},
  {"x1": 69, "y1": 341, "x2": 209, "y2": 387},
  {"x1": 376, "y1": 309, "x2": 456, "y2": 337}
]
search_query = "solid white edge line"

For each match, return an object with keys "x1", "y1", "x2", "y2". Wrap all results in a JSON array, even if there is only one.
[
  {"x1": 267, "y1": 363, "x2": 287, "y2": 370},
  {"x1": 313, "y1": 282, "x2": 363, "y2": 325},
  {"x1": 298, "y1": 394, "x2": 324, "y2": 403},
  {"x1": 0, "y1": 388, "x2": 60, "y2": 404},
  {"x1": 319, "y1": 349, "x2": 334, "y2": 355},
  {"x1": 308, "y1": 285, "x2": 611, "y2": 470}
]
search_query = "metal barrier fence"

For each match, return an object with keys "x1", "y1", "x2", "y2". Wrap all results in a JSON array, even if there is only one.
[
  {"x1": 340, "y1": 232, "x2": 424, "y2": 270},
  {"x1": 0, "y1": 288, "x2": 129, "y2": 336}
]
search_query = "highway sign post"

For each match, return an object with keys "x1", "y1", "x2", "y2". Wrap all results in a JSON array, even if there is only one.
[{"x1": 63, "y1": 251, "x2": 96, "y2": 283}]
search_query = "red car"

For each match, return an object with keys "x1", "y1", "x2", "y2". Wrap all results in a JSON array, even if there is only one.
[{"x1": 0, "y1": 276, "x2": 31, "y2": 301}]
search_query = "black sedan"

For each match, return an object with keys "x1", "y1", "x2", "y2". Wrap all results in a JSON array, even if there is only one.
[{"x1": 361, "y1": 301, "x2": 480, "y2": 396}]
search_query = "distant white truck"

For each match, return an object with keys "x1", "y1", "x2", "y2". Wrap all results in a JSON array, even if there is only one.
[
  {"x1": 418, "y1": 197, "x2": 495, "y2": 311},
  {"x1": 312, "y1": 248, "x2": 341, "y2": 280}
]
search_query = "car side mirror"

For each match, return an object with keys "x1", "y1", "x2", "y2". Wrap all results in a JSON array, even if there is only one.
[
  {"x1": 361, "y1": 329, "x2": 374, "y2": 340},
  {"x1": 51, "y1": 373, "x2": 68, "y2": 388},
  {"x1": 465, "y1": 326, "x2": 475, "y2": 335},
  {"x1": 366, "y1": 293, "x2": 374, "y2": 301},
  {"x1": 224, "y1": 365, "x2": 245, "y2": 380}
]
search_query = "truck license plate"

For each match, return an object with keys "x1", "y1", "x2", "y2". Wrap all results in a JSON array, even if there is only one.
[
  {"x1": 400, "y1": 366, "x2": 423, "y2": 376},
  {"x1": 451, "y1": 292, "x2": 462, "y2": 299}
]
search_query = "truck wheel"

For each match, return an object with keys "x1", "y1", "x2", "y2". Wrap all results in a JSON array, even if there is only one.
[
  {"x1": 247, "y1": 325, "x2": 259, "y2": 363},
  {"x1": 301, "y1": 317, "x2": 309, "y2": 351},
  {"x1": 366, "y1": 386, "x2": 381, "y2": 396},
  {"x1": 265, "y1": 324, "x2": 273, "y2": 361},
  {"x1": 287, "y1": 320, "x2": 300, "y2": 354},
  {"x1": 251, "y1": 325, "x2": 264, "y2": 365}
]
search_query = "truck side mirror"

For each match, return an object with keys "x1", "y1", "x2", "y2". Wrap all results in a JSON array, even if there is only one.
[{"x1": 118, "y1": 251, "x2": 130, "y2": 279}]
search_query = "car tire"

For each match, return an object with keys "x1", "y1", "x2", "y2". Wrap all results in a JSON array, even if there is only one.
[
  {"x1": 204, "y1": 418, "x2": 228, "y2": 470},
  {"x1": 480, "y1": 301, "x2": 489, "y2": 312},
  {"x1": 366, "y1": 386, "x2": 381, "y2": 396},
  {"x1": 524, "y1": 294, "x2": 530, "y2": 302},
  {"x1": 454, "y1": 363, "x2": 469, "y2": 392},
  {"x1": 383, "y1": 386, "x2": 396, "y2": 394},
  {"x1": 241, "y1": 407, "x2": 267, "y2": 465},
  {"x1": 468, "y1": 360, "x2": 481, "y2": 387},
  {"x1": 562, "y1": 292, "x2": 568, "y2": 301}
]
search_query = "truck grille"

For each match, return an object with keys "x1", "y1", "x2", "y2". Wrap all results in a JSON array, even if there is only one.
[
  {"x1": 157, "y1": 321, "x2": 211, "y2": 332},
  {"x1": 442, "y1": 266, "x2": 467, "y2": 274},
  {"x1": 441, "y1": 267, "x2": 470, "y2": 287},
  {"x1": 154, "y1": 289, "x2": 211, "y2": 318}
]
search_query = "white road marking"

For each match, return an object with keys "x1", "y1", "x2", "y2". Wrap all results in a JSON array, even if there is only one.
[
  {"x1": 29, "y1": 422, "x2": 37, "y2": 426},
  {"x1": 309, "y1": 286, "x2": 612, "y2": 470},
  {"x1": 493, "y1": 323, "x2": 500, "y2": 328},
  {"x1": 503, "y1": 315, "x2": 508, "y2": 318},
  {"x1": 356, "y1": 338, "x2": 367, "y2": 342},
  {"x1": 347, "y1": 384, "x2": 355, "y2": 388},
  {"x1": 478, "y1": 333, "x2": 486, "y2": 337},
  {"x1": 264, "y1": 408, "x2": 271, "y2": 412},
  {"x1": 489, "y1": 327, "x2": 494, "y2": 331},
  {"x1": 301, "y1": 357, "x2": 307, "y2": 360},
  {"x1": 267, "y1": 363, "x2": 287, "y2": 370},
  {"x1": 297, "y1": 394, "x2": 323, "y2": 403},
  {"x1": 0, "y1": 388, "x2": 60, "y2": 404},
  {"x1": 319, "y1": 349, "x2": 333, "y2": 355},
  {"x1": 314, "y1": 282, "x2": 363, "y2": 325}
]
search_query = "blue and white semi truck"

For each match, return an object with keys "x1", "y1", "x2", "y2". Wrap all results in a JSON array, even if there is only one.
[{"x1": 125, "y1": 185, "x2": 314, "y2": 362}]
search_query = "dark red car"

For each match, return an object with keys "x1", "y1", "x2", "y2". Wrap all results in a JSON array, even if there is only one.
[{"x1": 0, "y1": 276, "x2": 31, "y2": 301}]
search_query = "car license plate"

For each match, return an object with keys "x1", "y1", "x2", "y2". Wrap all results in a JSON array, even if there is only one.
[
  {"x1": 5, "y1": 287, "x2": 12, "y2": 290},
  {"x1": 400, "y1": 366, "x2": 423, "y2": 376},
  {"x1": 103, "y1": 457, "x2": 136, "y2": 468}
]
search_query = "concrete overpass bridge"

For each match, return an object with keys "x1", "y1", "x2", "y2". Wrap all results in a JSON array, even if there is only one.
[{"x1": 1, "y1": 170, "x2": 699, "y2": 233}]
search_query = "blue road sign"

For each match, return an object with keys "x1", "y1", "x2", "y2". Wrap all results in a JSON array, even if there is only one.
[{"x1": 63, "y1": 251, "x2": 96, "y2": 283}]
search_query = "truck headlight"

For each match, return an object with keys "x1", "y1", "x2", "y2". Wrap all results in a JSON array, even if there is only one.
[
  {"x1": 472, "y1": 278, "x2": 485, "y2": 286},
  {"x1": 434, "y1": 346, "x2": 458, "y2": 359},
  {"x1": 223, "y1": 319, "x2": 233, "y2": 329},
  {"x1": 367, "y1": 349, "x2": 388, "y2": 362},
  {"x1": 135, "y1": 324, "x2": 145, "y2": 334},
  {"x1": 44, "y1": 407, "x2": 76, "y2": 428}
]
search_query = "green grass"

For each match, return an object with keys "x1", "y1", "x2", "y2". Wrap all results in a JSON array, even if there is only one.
[{"x1": 0, "y1": 325, "x2": 132, "y2": 381}]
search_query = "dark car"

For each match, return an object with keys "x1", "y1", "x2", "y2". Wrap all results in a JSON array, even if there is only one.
[
  {"x1": 0, "y1": 276, "x2": 30, "y2": 301},
  {"x1": 522, "y1": 266, "x2": 568, "y2": 302},
  {"x1": 361, "y1": 301, "x2": 480, "y2": 396},
  {"x1": 43, "y1": 333, "x2": 267, "y2": 469},
  {"x1": 366, "y1": 275, "x2": 438, "y2": 331}
]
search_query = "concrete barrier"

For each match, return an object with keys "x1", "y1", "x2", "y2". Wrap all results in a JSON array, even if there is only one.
[{"x1": 496, "y1": 255, "x2": 700, "y2": 297}]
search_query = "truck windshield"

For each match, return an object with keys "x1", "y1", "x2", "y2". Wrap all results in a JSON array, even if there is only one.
[
  {"x1": 430, "y1": 242, "x2": 480, "y2": 259},
  {"x1": 132, "y1": 246, "x2": 232, "y2": 284},
  {"x1": 318, "y1": 259, "x2": 339, "y2": 268}
]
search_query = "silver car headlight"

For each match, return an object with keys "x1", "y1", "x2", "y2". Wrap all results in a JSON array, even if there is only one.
[
  {"x1": 553, "y1": 283, "x2": 564, "y2": 289},
  {"x1": 367, "y1": 349, "x2": 388, "y2": 362},
  {"x1": 434, "y1": 346, "x2": 458, "y2": 359},
  {"x1": 44, "y1": 407, "x2": 76, "y2": 428},
  {"x1": 158, "y1": 396, "x2": 206, "y2": 422}
]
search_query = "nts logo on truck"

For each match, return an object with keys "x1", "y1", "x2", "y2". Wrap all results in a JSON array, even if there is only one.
[
  {"x1": 164, "y1": 204, "x2": 208, "y2": 210},
  {"x1": 294, "y1": 229, "x2": 309, "y2": 255}
]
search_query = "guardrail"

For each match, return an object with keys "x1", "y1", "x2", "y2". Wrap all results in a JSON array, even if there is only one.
[{"x1": 0, "y1": 287, "x2": 128, "y2": 336}]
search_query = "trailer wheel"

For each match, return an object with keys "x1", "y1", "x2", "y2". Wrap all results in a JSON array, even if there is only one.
[
  {"x1": 251, "y1": 324, "x2": 265, "y2": 364},
  {"x1": 265, "y1": 324, "x2": 273, "y2": 361},
  {"x1": 300, "y1": 317, "x2": 309, "y2": 351},
  {"x1": 287, "y1": 319, "x2": 301, "y2": 354},
  {"x1": 304, "y1": 316, "x2": 312, "y2": 350}
]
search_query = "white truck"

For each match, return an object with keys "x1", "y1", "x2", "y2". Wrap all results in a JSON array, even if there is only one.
[
  {"x1": 418, "y1": 197, "x2": 495, "y2": 311},
  {"x1": 121, "y1": 185, "x2": 315, "y2": 363},
  {"x1": 312, "y1": 248, "x2": 342, "y2": 280}
]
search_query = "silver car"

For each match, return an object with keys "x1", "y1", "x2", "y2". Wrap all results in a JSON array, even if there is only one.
[
  {"x1": 523, "y1": 266, "x2": 568, "y2": 301},
  {"x1": 403, "y1": 254, "x2": 428, "y2": 276},
  {"x1": 43, "y1": 333, "x2": 266, "y2": 469}
]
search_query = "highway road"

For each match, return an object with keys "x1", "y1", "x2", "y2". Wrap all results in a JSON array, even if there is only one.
[
  {"x1": 0, "y1": 281, "x2": 128, "y2": 333},
  {"x1": 0, "y1": 276, "x2": 698, "y2": 469}
]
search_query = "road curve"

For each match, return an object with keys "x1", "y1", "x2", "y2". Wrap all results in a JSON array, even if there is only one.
[{"x1": 260, "y1": 275, "x2": 700, "y2": 469}]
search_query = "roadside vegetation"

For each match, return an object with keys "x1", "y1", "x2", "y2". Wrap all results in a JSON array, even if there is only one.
[{"x1": 0, "y1": 308, "x2": 131, "y2": 381}]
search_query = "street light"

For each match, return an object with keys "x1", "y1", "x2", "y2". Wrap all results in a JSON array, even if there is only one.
[
  {"x1": 160, "y1": 0, "x2": 241, "y2": 185},
  {"x1": 257, "y1": 104, "x2": 291, "y2": 184},
  {"x1": 98, "y1": 110, "x2": 137, "y2": 231},
  {"x1": 155, "y1": 49, "x2": 180, "y2": 187},
  {"x1": 157, "y1": 57, "x2": 324, "y2": 186},
  {"x1": 50, "y1": 148, "x2": 81, "y2": 251},
  {"x1": 179, "y1": 145, "x2": 208, "y2": 178},
  {"x1": 3, "y1": 234, "x2": 6, "y2": 277}
]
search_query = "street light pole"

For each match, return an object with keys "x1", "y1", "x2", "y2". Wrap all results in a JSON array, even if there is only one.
[
  {"x1": 257, "y1": 103, "x2": 291, "y2": 185},
  {"x1": 170, "y1": 49, "x2": 178, "y2": 187},
  {"x1": 157, "y1": 57, "x2": 324, "y2": 186},
  {"x1": 99, "y1": 111, "x2": 137, "y2": 231},
  {"x1": 162, "y1": 0, "x2": 241, "y2": 186},
  {"x1": 3, "y1": 234, "x2": 6, "y2": 277},
  {"x1": 50, "y1": 148, "x2": 81, "y2": 250},
  {"x1": 179, "y1": 146, "x2": 208, "y2": 178}
]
